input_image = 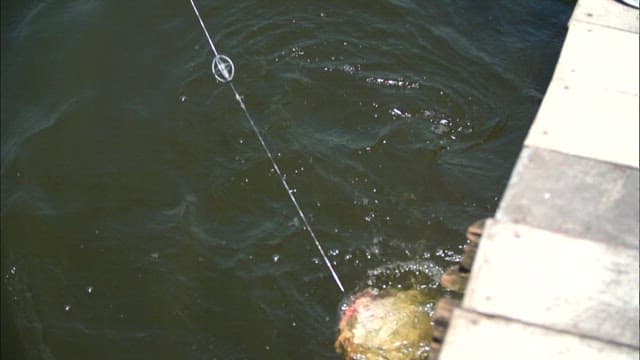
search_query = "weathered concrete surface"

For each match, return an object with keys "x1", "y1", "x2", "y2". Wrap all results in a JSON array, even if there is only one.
[
  {"x1": 439, "y1": 308, "x2": 638, "y2": 360},
  {"x1": 551, "y1": 21, "x2": 638, "y2": 96},
  {"x1": 496, "y1": 147, "x2": 639, "y2": 249},
  {"x1": 525, "y1": 19, "x2": 639, "y2": 168},
  {"x1": 464, "y1": 220, "x2": 639, "y2": 348},
  {"x1": 572, "y1": 0, "x2": 640, "y2": 33},
  {"x1": 438, "y1": 0, "x2": 640, "y2": 358}
]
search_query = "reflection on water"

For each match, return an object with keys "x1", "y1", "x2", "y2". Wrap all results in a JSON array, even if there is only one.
[{"x1": 2, "y1": 0, "x2": 573, "y2": 358}]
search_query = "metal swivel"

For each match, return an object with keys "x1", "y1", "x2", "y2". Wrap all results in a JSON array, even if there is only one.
[{"x1": 212, "y1": 55, "x2": 234, "y2": 82}]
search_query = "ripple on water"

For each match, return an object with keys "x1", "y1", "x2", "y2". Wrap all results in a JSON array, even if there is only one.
[{"x1": 2, "y1": 96, "x2": 82, "y2": 175}]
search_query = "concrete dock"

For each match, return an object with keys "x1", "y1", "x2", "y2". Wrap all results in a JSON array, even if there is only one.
[{"x1": 438, "y1": 0, "x2": 639, "y2": 359}]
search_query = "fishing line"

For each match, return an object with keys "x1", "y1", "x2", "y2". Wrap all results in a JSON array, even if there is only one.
[{"x1": 189, "y1": 0, "x2": 345, "y2": 292}]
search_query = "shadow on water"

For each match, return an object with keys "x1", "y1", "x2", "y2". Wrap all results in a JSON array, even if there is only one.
[{"x1": 2, "y1": 0, "x2": 574, "y2": 358}]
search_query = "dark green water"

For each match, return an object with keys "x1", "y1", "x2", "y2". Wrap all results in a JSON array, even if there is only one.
[{"x1": 2, "y1": 1, "x2": 573, "y2": 358}]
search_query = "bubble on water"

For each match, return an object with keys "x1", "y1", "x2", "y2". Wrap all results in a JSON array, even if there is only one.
[
  {"x1": 64, "y1": 305, "x2": 71, "y2": 312},
  {"x1": 435, "y1": 248, "x2": 460, "y2": 262},
  {"x1": 364, "y1": 212, "x2": 375, "y2": 222},
  {"x1": 328, "y1": 248, "x2": 340, "y2": 256},
  {"x1": 10, "y1": 266, "x2": 16, "y2": 275},
  {"x1": 342, "y1": 64, "x2": 357, "y2": 74},
  {"x1": 150, "y1": 252, "x2": 159, "y2": 260},
  {"x1": 86, "y1": 286, "x2": 94, "y2": 294},
  {"x1": 272, "y1": 254, "x2": 280, "y2": 263},
  {"x1": 366, "y1": 77, "x2": 420, "y2": 89},
  {"x1": 290, "y1": 47, "x2": 304, "y2": 57},
  {"x1": 340, "y1": 302, "x2": 350, "y2": 311},
  {"x1": 431, "y1": 124, "x2": 449, "y2": 135},
  {"x1": 179, "y1": 95, "x2": 188, "y2": 103},
  {"x1": 365, "y1": 260, "x2": 444, "y2": 291}
]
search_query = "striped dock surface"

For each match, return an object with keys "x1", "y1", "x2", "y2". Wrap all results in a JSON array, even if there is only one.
[{"x1": 438, "y1": 0, "x2": 639, "y2": 359}]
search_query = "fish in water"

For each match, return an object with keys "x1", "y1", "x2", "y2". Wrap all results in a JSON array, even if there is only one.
[{"x1": 335, "y1": 288, "x2": 433, "y2": 360}]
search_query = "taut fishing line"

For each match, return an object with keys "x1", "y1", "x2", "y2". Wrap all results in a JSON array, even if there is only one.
[{"x1": 188, "y1": 0, "x2": 345, "y2": 292}]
